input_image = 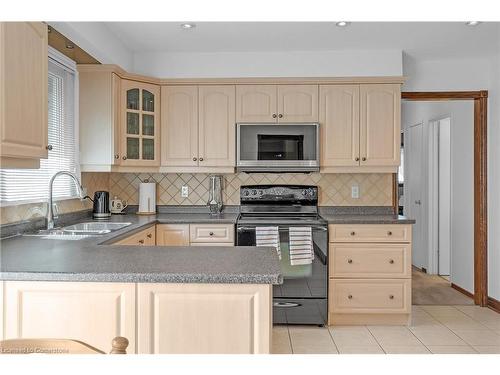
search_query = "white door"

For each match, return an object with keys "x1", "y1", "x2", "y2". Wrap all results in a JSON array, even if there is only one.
[
  {"x1": 405, "y1": 123, "x2": 424, "y2": 269},
  {"x1": 438, "y1": 118, "x2": 451, "y2": 275}
]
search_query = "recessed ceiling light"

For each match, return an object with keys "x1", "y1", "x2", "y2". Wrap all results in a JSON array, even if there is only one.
[
  {"x1": 180, "y1": 23, "x2": 196, "y2": 29},
  {"x1": 336, "y1": 21, "x2": 350, "y2": 27},
  {"x1": 466, "y1": 21, "x2": 481, "y2": 26}
]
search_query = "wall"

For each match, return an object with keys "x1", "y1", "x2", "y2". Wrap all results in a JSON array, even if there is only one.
[
  {"x1": 132, "y1": 50, "x2": 403, "y2": 78},
  {"x1": 403, "y1": 52, "x2": 499, "y2": 299}
]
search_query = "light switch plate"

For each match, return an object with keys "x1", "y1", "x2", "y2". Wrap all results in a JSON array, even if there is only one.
[
  {"x1": 351, "y1": 185, "x2": 359, "y2": 199},
  {"x1": 181, "y1": 186, "x2": 189, "y2": 198}
]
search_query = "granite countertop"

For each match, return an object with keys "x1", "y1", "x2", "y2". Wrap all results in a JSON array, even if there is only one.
[
  {"x1": 318, "y1": 206, "x2": 416, "y2": 224},
  {"x1": 0, "y1": 210, "x2": 282, "y2": 285}
]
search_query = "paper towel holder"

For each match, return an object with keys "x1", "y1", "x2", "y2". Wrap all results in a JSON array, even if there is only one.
[{"x1": 137, "y1": 178, "x2": 157, "y2": 216}]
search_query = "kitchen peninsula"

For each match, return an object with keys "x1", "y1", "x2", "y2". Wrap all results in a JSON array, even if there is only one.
[{"x1": 0, "y1": 213, "x2": 282, "y2": 354}]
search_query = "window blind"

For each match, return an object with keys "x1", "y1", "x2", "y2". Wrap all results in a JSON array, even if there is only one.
[{"x1": 0, "y1": 57, "x2": 78, "y2": 204}]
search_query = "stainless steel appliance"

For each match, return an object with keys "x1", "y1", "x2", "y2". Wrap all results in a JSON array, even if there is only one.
[
  {"x1": 91, "y1": 191, "x2": 111, "y2": 219},
  {"x1": 236, "y1": 185, "x2": 327, "y2": 325},
  {"x1": 236, "y1": 123, "x2": 320, "y2": 172}
]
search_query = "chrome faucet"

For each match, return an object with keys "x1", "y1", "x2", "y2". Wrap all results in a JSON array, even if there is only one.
[{"x1": 47, "y1": 171, "x2": 86, "y2": 230}]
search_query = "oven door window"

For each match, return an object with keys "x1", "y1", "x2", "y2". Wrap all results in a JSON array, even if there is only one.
[{"x1": 257, "y1": 134, "x2": 304, "y2": 160}]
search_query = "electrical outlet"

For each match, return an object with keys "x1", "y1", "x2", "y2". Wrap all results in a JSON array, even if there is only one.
[
  {"x1": 351, "y1": 185, "x2": 359, "y2": 199},
  {"x1": 181, "y1": 186, "x2": 189, "y2": 198}
]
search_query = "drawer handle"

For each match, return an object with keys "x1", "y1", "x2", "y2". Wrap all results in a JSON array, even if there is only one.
[
  {"x1": 348, "y1": 295, "x2": 353, "y2": 300},
  {"x1": 350, "y1": 231, "x2": 356, "y2": 236},
  {"x1": 138, "y1": 239, "x2": 145, "y2": 244},
  {"x1": 147, "y1": 233, "x2": 152, "y2": 238},
  {"x1": 347, "y1": 259, "x2": 353, "y2": 264},
  {"x1": 387, "y1": 231, "x2": 393, "y2": 236},
  {"x1": 209, "y1": 232, "x2": 214, "y2": 236},
  {"x1": 389, "y1": 295, "x2": 394, "y2": 300}
]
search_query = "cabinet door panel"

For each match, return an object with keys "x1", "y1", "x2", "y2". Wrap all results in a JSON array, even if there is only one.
[
  {"x1": 198, "y1": 86, "x2": 236, "y2": 167},
  {"x1": 161, "y1": 86, "x2": 198, "y2": 166},
  {"x1": 3, "y1": 281, "x2": 136, "y2": 353},
  {"x1": 236, "y1": 85, "x2": 277, "y2": 122},
  {"x1": 319, "y1": 85, "x2": 360, "y2": 167},
  {"x1": 360, "y1": 84, "x2": 401, "y2": 166},
  {"x1": 0, "y1": 22, "x2": 48, "y2": 160},
  {"x1": 156, "y1": 224, "x2": 190, "y2": 246},
  {"x1": 278, "y1": 85, "x2": 318, "y2": 122}
]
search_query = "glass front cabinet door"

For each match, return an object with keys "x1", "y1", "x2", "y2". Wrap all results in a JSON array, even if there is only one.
[{"x1": 121, "y1": 80, "x2": 160, "y2": 166}]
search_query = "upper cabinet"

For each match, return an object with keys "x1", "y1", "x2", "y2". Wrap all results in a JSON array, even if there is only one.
[
  {"x1": 320, "y1": 83, "x2": 401, "y2": 173},
  {"x1": 236, "y1": 85, "x2": 318, "y2": 123},
  {"x1": 161, "y1": 85, "x2": 235, "y2": 172},
  {"x1": 0, "y1": 22, "x2": 48, "y2": 168},
  {"x1": 121, "y1": 80, "x2": 160, "y2": 166}
]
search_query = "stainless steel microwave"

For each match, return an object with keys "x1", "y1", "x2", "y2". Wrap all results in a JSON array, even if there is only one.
[{"x1": 236, "y1": 123, "x2": 320, "y2": 173}]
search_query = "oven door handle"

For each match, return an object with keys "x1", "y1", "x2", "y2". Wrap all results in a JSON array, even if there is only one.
[{"x1": 237, "y1": 226, "x2": 327, "y2": 232}]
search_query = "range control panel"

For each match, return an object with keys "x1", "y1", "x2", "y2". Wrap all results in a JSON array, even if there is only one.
[{"x1": 240, "y1": 185, "x2": 318, "y2": 202}]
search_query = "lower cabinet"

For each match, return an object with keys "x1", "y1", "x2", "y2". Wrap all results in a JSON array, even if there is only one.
[
  {"x1": 114, "y1": 226, "x2": 156, "y2": 246},
  {"x1": 137, "y1": 283, "x2": 271, "y2": 354},
  {"x1": 328, "y1": 224, "x2": 412, "y2": 326},
  {"x1": 156, "y1": 224, "x2": 190, "y2": 246},
  {"x1": 1, "y1": 281, "x2": 272, "y2": 354},
  {"x1": 2, "y1": 281, "x2": 136, "y2": 353}
]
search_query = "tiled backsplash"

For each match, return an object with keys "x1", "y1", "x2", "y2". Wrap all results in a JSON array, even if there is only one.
[{"x1": 109, "y1": 172, "x2": 393, "y2": 207}]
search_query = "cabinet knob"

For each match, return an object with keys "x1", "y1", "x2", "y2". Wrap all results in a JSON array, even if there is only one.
[
  {"x1": 355, "y1": 157, "x2": 360, "y2": 161},
  {"x1": 278, "y1": 114, "x2": 283, "y2": 118},
  {"x1": 209, "y1": 232, "x2": 214, "y2": 236},
  {"x1": 389, "y1": 259, "x2": 394, "y2": 264},
  {"x1": 193, "y1": 157, "x2": 197, "y2": 161},
  {"x1": 147, "y1": 233, "x2": 152, "y2": 238},
  {"x1": 122, "y1": 156, "x2": 127, "y2": 160},
  {"x1": 114, "y1": 154, "x2": 119, "y2": 159},
  {"x1": 272, "y1": 113, "x2": 277, "y2": 118},
  {"x1": 389, "y1": 295, "x2": 394, "y2": 300},
  {"x1": 138, "y1": 239, "x2": 144, "y2": 244},
  {"x1": 348, "y1": 295, "x2": 353, "y2": 300},
  {"x1": 350, "y1": 231, "x2": 356, "y2": 236},
  {"x1": 199, "y1": 157, "x2": 204, "y2": 161},
  {"x1": 46, "y1": 145, "x2": 53, "y2": 151},
  {"x1": 362, "y1": 157, "x2": 367, "y2": 161},
  {"x1": 387, "y1": 231, "x2": 393, "y2": 236},
  {"x1": 347, "y1": 259, "x2": 353, "y2": 264}
]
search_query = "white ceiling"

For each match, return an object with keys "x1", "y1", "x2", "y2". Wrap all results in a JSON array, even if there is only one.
[{"x1": 104, "y1": 22, "x2": 499, "y2": 59}]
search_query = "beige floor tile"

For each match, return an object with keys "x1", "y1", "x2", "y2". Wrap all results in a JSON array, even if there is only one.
[
  {"x1": 410, "y1": 326, "x2": 467, "y2": 346},
  {"x1": 455, "y1": 305, "x2": 500, "y2": 321},
  {"x1": 434, "y1": 314, "x2": 490, "y2": 331},
  {"x1": 272, "y1": 327, "x2": 292, "y2": 354},
  {"x1": 475, "y1": 318, "x2": 500, "y2": 331},
  {"x1": 329, "y1": 326, "x2": 379, "y2": 347},
  {"x1": 410, "y1": 313, "x2": 443, "y2": 328},
  {"x1": 472, "y1": 346, "x2": 500, "y2": 354},
  {"x1": 338, "y1": 345, "x2": 384, "y2": 354},
  {"x1": 367, "y1": 326, "x2": 422, "y2": 346},
  {"x1": 288, "y1": 326, "x2": 338, "y2": 354},
  {"x1": 421, "y1": 306, "x2": 465, "y2": 318},
  {"x1": 427, "y1": 345, "x2": 478, "y2": 354},
  {"x1": 453, "y1": 330, "x2": 500, "y2": 346},
  {"x1": 382, "y1": 345, "x2": 430, "y2": 354}
]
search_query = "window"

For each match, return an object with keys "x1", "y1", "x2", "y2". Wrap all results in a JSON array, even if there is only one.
[{"x1": 0, "y1": 48, "x2": 78, "y2": 205}]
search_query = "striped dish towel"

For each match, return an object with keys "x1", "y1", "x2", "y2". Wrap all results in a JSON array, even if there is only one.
[
  {"x1": 255, "y1": 226, "x2": 281, "y2": 260},
  {"x1": 289, "y1": 227, "x2": 314, "y2": 265}
]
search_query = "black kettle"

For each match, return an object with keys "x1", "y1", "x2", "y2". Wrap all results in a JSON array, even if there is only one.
[{"x1": 91, "y1": 191, "x2": 111, "y2": 219}]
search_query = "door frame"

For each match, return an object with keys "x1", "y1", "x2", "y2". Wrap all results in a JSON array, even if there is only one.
[{"x1": 401, "y1": 91, "x2": 488, "y2": 307}]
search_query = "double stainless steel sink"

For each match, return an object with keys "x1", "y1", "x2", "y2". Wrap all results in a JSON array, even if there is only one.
[{"x1": 24, "y1": 222, "x2": 132, "y2": 240}]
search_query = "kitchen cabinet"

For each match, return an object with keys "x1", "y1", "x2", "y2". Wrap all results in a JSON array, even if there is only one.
[
  {"x1": 328, "y1": 224, "x2": 412, "y2": 325},
  {"x1": 156, "y1": 224, "x2": 190, "y2": 246},
  {"x1": 189, "y1": 223, "x2": 235, "y2": 244},
  {"x1": 2, "y1": 281, "x2": 136, "y2": 353},
  {"x1": 114, "y1": 226, "x2": 156, "y2": 246},
  {"x1": 0, "y1": 22, "x2": 48, "y2": 168},
  {"x1": 319, "y1": 83, "x2": 401, "y2": 172},
  {"x1": 236, "y1": 84, "x2": 318, "y2": 123},
  {"x1": 121, "y1": 80, "x2": 160, "y2": 166},
  {"x1": 79, "y1": 69, "x2": 121, "y2": 171},
  {"x1": 161, "y1": 85, "x2": 235, "y2": 171},
  {"x1": 137, "y1": 283, "x2": 271, "y2": 354}
]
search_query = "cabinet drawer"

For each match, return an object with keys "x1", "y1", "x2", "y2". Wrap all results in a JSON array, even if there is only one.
[
  {"x1": 114, "y1": 226, "x2": 155, "y2": 246},
  {"x1": 330, "y1": 243, "x2": 411, "y2": 278},
  {"x1": 329, "y1": 279, "x2": 411, "y2": 314},
  {"x1": 190, "y1": 242, "x2": 234, "y2": 247},
  {"x1": 189, "y1": 224, "x2": 234, "y2": 243},
  {"x1": 329, "y1": 224, "x2": 411, "y2": 243}
]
